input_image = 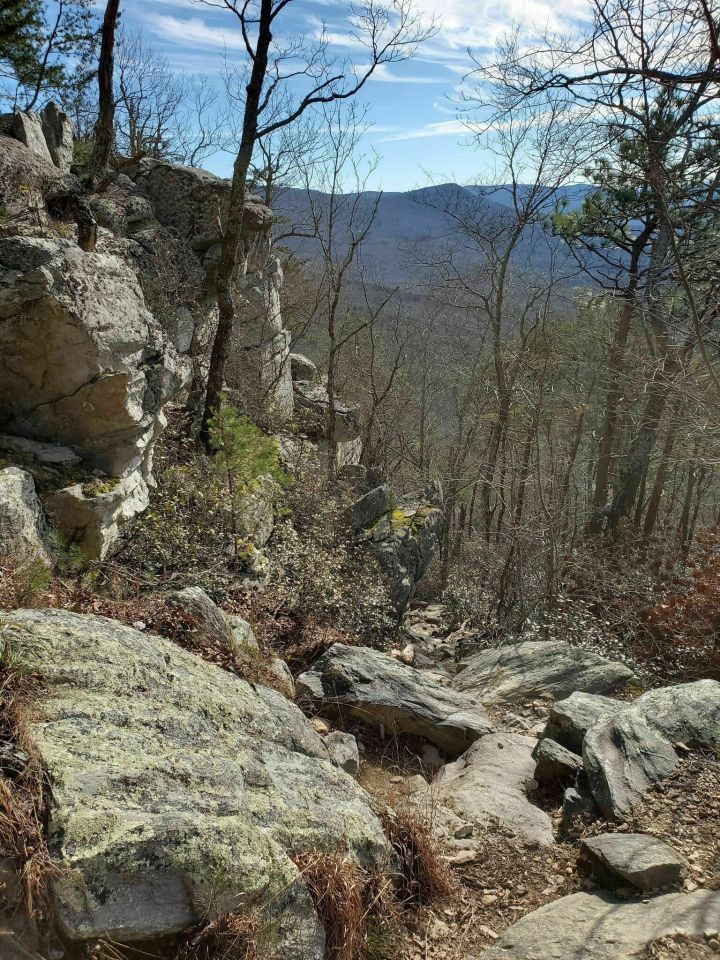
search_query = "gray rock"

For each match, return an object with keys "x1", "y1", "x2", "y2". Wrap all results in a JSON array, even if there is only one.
[
  {"x1": 168, "y1": 586, "x2": 237, "y2": 648},
  {"x1": 563, "y1": 786, "x2": 595, "y2": 823},
  {"x1": 347, "y1": 484, "x2": 396, "y2": 531},
  {"x1": 0, "y1": 434, "x2": 81, "y2": 466},
  {"x1": 293, "y1": 381, "x2": 361, "y2": 443},
  {"x1": 0, "y1": 111, "x2": 53, "y2": 164},
  {"x1": 544, "y1": 691, "x2": 622, "y2": 753},
  {"x1": 533, "y1": 738, "x2": 583, "y2": 784},
  {"x1": 43, "y1": 471, "x2": 149, "y2": 561},
  {"x1": 581, "y1": 833, "x2": 687, "y2": 891},
  {"x1": 477, "y1": 890, "x2": 720, "y2": 960},
  {"x1": 40, "y1": 102, "x2": 74, "y2": 171},
  {"x1": 416, "y1": 731, "x2": 555, "y2": 846},
  {"x1": 296, "y1": 643, "x2": 493, "y2": 757},
  {"x1": 365, "y1": 484, "x2": 444, "y2": 614},
  {"x1": 0, "y1": 235, "x2": 184, "y2": 479},
  {"x1": 325, "y1": 731, "x2": 360, "y2": 776},
  {"x1": 583, "y1": 679, "x2": 720, "y2": 818},
  {"x1": 269, "y1": 656, "x2": 296, "y2": 699},
  {"x1": 226, "y1": 612, "x2": 259, "y2": 651},
  {"x1": 289, "y1": 352, "x2": 318, "y2": 381},
  {"x1": 0, "y1": 467, "x2": 52, "y2": 565},
  {"x1": 0, "y1": 609, "x2": 388, "y2": 956},
  {"x1": 453, "y1": 640, "x2": 636, "y2": 704}
]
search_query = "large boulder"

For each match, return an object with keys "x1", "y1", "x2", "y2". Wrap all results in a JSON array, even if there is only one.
[
  {"x1": 0, "y1": 466, "x2": 52, "y2": 564},
  {"x1": 477, "y1": 890, "x2": 720, "y2": 960},
  {"x1": 359, "y1": 484, "x2": 444, "y2": 614},
  {"x1": 0, "y1": 609, "x2": 388, "y2": 957},
  {"x1": 0, "y1": 235, "x2": 183, "y2": 479},
  {"x1": 415, "y1": 731, "x2": 555, "y2": 846},
  {"x1": 453, "y1": 640, "x2": 636, "y2": 703},
  {"x1": 583, "y1": 679, "x2": 720, "y2": 818},
  {"x1": 296, "y1": 643, "x2": 493, "y2": 756},
  {"x1": 580, "y1": 833, "x2": 687, "y2": 891}
]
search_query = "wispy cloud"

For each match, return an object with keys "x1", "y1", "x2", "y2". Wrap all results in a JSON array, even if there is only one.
[{"x1": 381, "y1": 119, "x2": 473, "y2": 141}]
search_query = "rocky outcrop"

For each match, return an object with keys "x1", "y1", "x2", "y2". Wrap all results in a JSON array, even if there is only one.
[
  {"x1": 477, "y1": 890, "x2": 720, "y2": 959},
  {"x1": 128, "y1": 158, "x2": 293, "y2": 420},
  {"x1": 0, "y1": 235, "x2": 183, "y2": 478},
  {"x1": 453, "y1": 640, "x2": 636, "y2": 703},
  {"x1": 0, "y1": 467, "x2": 52, "y2": 564},
  {"x1": 39, "y1": 103, "x2": 74, "y2": 172},
  {"x1": 580, "y1": 833, "x2": 687, "y2": 891},
  {"x1": 0, "y1": 609, "x2": 388, "y2": 956},
  {"x1": 415, "y1": 731, "x2": 555, "y2": 847},
  {"x1": 0, "y1": 232, "x2": 185, "y2": 558},
  {"x1": 350, "y1": 483, "x2": 444, "y2": 614},
  {"x1": 583, "y1": 679, "x2": 720, "y2": 818},
  {"x1": 296, "y1": 642, "x2": 493, "y2": 756},
  {"x1": 289, "y1": 352, "x2": 318, "y2": 381},
  {"x1": 293, "y1": 380, "x2": 362, "y2": 467}
]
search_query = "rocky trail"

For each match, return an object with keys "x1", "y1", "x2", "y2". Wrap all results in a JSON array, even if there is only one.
[{"x1": 0, "y1": 106, "x2": 719, "y2": 960}]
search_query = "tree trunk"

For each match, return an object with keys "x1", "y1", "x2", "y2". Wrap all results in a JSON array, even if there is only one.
[
  {"x1": 200, "y1": 0, "x2": 273, "y2": 447},
  {"x1": 586, "y1": 297, "x2": 633, "y2": 534},
  {"x1": 641, "y1": 408, "x2": 678, "y2": 539},
  {"x1": 89, "y1": 0, "x2": 121, "y2": 183}
]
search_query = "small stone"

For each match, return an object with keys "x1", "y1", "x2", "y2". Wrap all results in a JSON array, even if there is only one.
[
  {"x1": 533, "y1": 738, "x2": 583, "y2": 784},
  {"x1": 448, "y1": 850, "x2": 477, "y2": 865},
  {"x1": 311, "y1": 718, "x2": 331, "y2": 735},
  {"x1": 325, "y1": 730, "x2": 360, "y2": 777},
  {"x1": 454, "y1": 824, "x2": 473, "y2": 840},
  {"x1": 482, "y1": 893, "x2": 498, "y2": 905}
]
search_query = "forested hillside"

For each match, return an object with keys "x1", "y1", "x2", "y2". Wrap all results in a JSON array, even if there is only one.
[{"x1": 0, "y1": 0, "x2": 719, "y2": 958}]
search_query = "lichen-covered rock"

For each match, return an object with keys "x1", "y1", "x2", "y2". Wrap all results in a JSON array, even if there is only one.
[
  {"x1": 415, "y1": 731, "x2": 555, "y2": 846},
  {"x1": 453, "y1": 640, "x2": 636, "y2": 704},
  {"x1": 360, "y1": 484, "x2": 444, "y2": 614},
  {"x1": 296, "y1": 643, "x2": 493, "y2": 756},
  {"x1": 0, "y1": 235, "x2": 183, "y2": 479},
  {"x1": 0, "y1": 467, "x2": 52, "y2": 564},
  {"x1": 477, "y1": 890, "x2": 720, "y2": 960},
  {"x1": 583, "y1": 679, "x2": 720, "y2": 818},
  {"x1": 347, "y1": 484, "x2": 396, "y2": 531},
  {"x1": 0, "y1": 609, "x2": 388, "y2": 956},
  {"x1": 42, "y1": 471, "x2": 149, "y2": 561},
  {"x1": 0, "y1": 133, "x2": 65, "y2": 222},
  {"x1": 581, "y1": 833, "x2": 687, "y2": 891}
]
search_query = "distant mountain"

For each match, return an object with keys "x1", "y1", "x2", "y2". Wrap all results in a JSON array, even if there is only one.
[{"x1": 272, "y1": 183, "x2": 594, "y2": 290}]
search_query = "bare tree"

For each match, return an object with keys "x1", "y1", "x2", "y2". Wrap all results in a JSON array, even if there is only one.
[{"x1": 197, "y1": 0, "x2": 434, "y2": 446}]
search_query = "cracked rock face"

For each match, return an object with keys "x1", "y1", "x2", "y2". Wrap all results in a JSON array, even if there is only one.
[
  {"x1": 0, "y1": 609, "x2": 388, "y2": 957},
  {"x1": 0, "y1": 235, "x2": 183, "y2": 478}
]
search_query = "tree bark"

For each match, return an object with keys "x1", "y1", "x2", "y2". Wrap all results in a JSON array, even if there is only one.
[{"x1": 89, "y1": 0, "x2": 121, "y2": 183}]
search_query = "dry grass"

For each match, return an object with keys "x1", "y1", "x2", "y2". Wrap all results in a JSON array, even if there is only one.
[
  {"x1": 0, "y1": 670, "x2": 56, "y2": 951},
  {"x1": 176, "y1": 909, "x2": 266, "y2": 960},
  {"x1": 379, "y1": 809, "x2": 454, "y2": 909},
  {"x1": 294, "y1": 852, "x2": 366, "y2": 960}
]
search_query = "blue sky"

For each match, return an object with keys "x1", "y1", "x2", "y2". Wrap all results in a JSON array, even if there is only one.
[{"x1": 116, "y1": 0, "x2": 593, "y2": 190}]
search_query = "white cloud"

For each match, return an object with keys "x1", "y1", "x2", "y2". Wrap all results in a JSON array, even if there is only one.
[
  {"x1": 381, "y1": 118, "x2": 473, "y2": 141},
  {"x1": 143, "y1": 13, "x2": 247, "y2": 50}
]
